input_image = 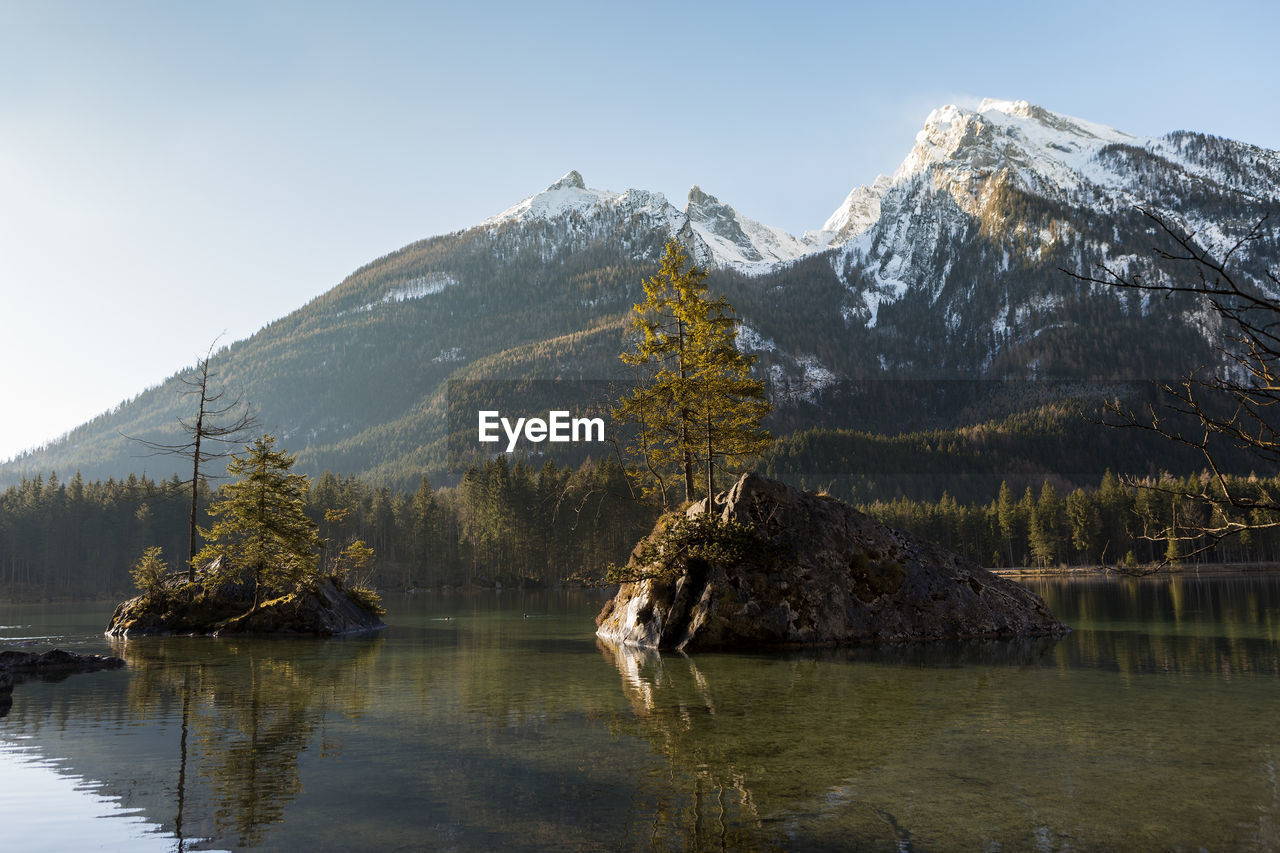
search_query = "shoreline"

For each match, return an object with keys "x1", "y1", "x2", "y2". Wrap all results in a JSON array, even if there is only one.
[
  {"x1": 6, "y1": 564, "x2": 1280, "y2": 606},
  {"x1": 990, "y1": 562, "x2": 1280, "y2": 579}
]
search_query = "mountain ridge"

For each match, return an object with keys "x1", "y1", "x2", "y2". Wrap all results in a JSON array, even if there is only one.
[{"x1": 5, "y1": 98, "x2": 1278, "y2": 492}]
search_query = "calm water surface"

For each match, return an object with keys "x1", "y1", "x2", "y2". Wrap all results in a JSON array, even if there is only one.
[{"x1": 2, "y1": 574, "x2": 1279, "y2": 852}]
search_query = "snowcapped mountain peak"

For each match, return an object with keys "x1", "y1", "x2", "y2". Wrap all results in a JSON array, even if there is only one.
[
  {"x1": 685, "y1": 185, "x2": 741, "y2": 231},
  {"x1": 890, "y1": 98, "x2": 1141, "y2": 205},
  {"x1": 974, "y1": 98, "x2": 1070, "y2": 125},
  {"x1": 976, "y1": 99, "x2": 1134, "y2": 144},
  {"x1": 815, "y1": 174, "x2": 893, "y2": 246},
  {"x1": 976, "y1": 97, "x2": 1030, "y2": 116},
  {"x1": 480, "y1": 170, "x2": 807, "y2": 273},
  {"x1": 482, "y1": 170, "x2": 626, "y2": 225},
  {"x1": 545, "y1": 170, "x2": 587, "y2": 191},
  {"x1": 477, "y1": 96, "x2": 1266, "y2": 284},
  {"x1": 682, "y1": 185, "x2": 809, "y2": 272},
  {"x1": 808, "y1": 105, "x2": 1097, "y2": 250},
  {"x1": 685, "y1": 185, "x2": 763, "y2": 262}
]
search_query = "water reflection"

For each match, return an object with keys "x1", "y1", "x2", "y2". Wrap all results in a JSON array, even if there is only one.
[
  {"x1": 598, "y1": 639, "x2": 994, "y2": 851},
  {"x1": 136, "y1": 637, "x2": 381, "y2": 848},
  {"x1": 2, "y1": 581, "x2": 1279, "y2": 852},
  {"x1": 0, "y1": 741, "x2": 232, "y2": 853},
  {"x1": 7, "y1": 636, "x2": 385, "y2": 851},
  {"x1": 598, "y1": 626, "x2": 1280, "y2": 852},
  {"x1": 1029, "y1": 573, "x2": 1280, "y2": 677},
  {"x1": 593, "y1": 642, "x2": 776, "y2": 851}
]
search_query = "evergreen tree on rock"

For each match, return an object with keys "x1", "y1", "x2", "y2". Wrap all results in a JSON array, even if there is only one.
[
  {"x1": 195, "y1": 434, "x2": 321, "y2": 611},
  {"x1": 614, "y1": 238, "x2": 771, "y2": 509}
]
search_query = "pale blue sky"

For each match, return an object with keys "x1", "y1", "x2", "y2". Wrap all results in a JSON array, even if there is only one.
[{"x1": 2, "y1": 0, "x2": 1278, "y2": 461}]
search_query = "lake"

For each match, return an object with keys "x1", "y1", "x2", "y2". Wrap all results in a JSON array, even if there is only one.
[{"x1": 2, "y1": 573, "x2": 1279, "y2": 852}]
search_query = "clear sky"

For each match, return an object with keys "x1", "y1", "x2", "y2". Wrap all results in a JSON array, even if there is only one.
[{"x1": 2, "y1": 0, "x2": 1278, "y2": 462}]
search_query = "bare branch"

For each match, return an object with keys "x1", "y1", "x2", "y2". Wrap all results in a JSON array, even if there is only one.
[
  {"x1": 1071, "y1": 207, "x2": 1280, "y2": 558},
  {"x1": 122, "y1": 338, "x2": 258, "y2": 579}
]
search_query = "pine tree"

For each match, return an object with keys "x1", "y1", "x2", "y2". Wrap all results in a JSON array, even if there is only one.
[
  {"x1": 1029, "y1": 481, "x2": 1061, "y2": 568},
  {"x1": 686, "y1": 284, "x2": 772, "y2": 505},
  {"x1": 614, "y1": 239, "x2": 771, "y2": 507},
  {"x1": 1015, "y1": 485, "x2": 1036, "y2": 566},
  {"x1": 996, "y1": 480, "x2": 1017, "y2": 566},
  {"x1": 195, "y1": 435, "x2": 321, "y2": 611},
  {"x1": 1065, "y1": 487, "x2": 1101, "y2": 563},
  {"x1": 131, "y1": 545, "x2": 168, "y2": 599}
]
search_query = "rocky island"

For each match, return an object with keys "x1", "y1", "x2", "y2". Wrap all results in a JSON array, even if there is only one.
[
  {"x1": 596, "y1": 474, "x2": 1068, "y2": 651},
  {"x1": 106, "y1": 434, "x2": 387, "y2": 638},
  {"x1": 106, "y1": 568, "x2": 386, "y2": 637}
]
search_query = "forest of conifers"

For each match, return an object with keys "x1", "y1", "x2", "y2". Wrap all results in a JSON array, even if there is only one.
[{"x1": 3, "y1": 455, "x2": 1279, "y2": 601}]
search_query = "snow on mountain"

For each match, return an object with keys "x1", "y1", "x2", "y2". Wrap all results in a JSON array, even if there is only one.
[
  {"x1": 802, "y1": 99, "x2": 1280, "y2": 348},
  {"x1": 809, "y1": 99, "x2": 1144, "y2": 255},
  {"x1": 683, "y1": 186, "x2": 811, "y2": 271},
  {"x1": 482, "y1": 170, "x2": 677, "y2": 227},
  {"x1": 809, "y1": 175, "x2": 893, "y2": 248},
  {"x1": 821, "y1": 99, "x2": 1280, "y2": 250},
  {"x1": 479, "y1": 105, "x2": 1279, "y2": 328},
  {"x1": 482, "y1": 171, "x2": 810, "y2": 274},
  {"x1": 482, "y1": 169, "x2": 597, "y2": 223},
  {"x1": 735, "y1": 322, "x2": 777, "y2": 353},
  {"x1": 893, "y1": 99, "x2": 1136, "y2": 195},
  {"x1": 13, "y1": 99, "x2": 1278, "y2": 486},
  {"x1": 473, "y1": 103, "x2": 1278, "y2": 378}
]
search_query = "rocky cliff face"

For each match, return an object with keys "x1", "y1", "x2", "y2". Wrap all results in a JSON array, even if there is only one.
[{"x1": 596, "y1": 474, "x2": 1067, "y2": 651}]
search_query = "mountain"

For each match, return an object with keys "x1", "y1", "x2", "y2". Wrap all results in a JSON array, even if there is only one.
[
  {"x1": 5, "y1": 99, "x2": 1279, "y2": 491},
  {"x1": 810, "y1": 98, "x2": 1280, "y2": 363},
  {"x1": 477, "y1": 168, "x2": 811, "y2": 271}
]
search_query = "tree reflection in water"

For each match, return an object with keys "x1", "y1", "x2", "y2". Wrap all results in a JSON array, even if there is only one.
[
  {"x1": 594, "y1": 631, "x2": 1278, "y2": 852},
  {"x1": 118, "y1": 637, "x2": 383, "y2": 849},
  {"x1": 600, "y1": 637, "x2": 1063, "y2": 851},
  {"x1": 599, "y1": 640, "x2": 782, "y2": 852},
  {"x1": 5, "y1": 582, "x2": 1276, "y2": 851}
]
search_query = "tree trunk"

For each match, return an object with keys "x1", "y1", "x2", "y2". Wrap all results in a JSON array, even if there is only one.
[
  {"x1": 705, "y1": 409, "x2": 714, "y2": 514},
  {"x1": 678, "y1": 316, "x2": 694, "y2": 503},
  {"x1": 187, "y1": 409, "x2": 203, "y2": 582},
  {"x1": 682, "y1": 428, "x2": 695, "y2": 503}
]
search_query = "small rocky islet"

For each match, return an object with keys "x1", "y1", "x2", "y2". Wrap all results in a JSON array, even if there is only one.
[
  {"x1": 0, "y1": 648, "x2": 126, "y2": 716},
  {"x1": 596, "y1": 473, "x2": 1068, "y2": 651},
  {"x1": 106, "y1": 568, "x2": 386, "y2": 638}
]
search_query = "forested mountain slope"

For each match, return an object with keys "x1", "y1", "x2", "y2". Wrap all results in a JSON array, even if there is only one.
[{"x1": 6, "y1": 100, "x2": 1278, "y2": 491}]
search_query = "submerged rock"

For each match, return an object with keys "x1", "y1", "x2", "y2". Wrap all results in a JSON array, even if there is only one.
[
  {"x1": 0, "y1": 648, "x2": 125, "y2": 674},
  {"x1": 106, "y1": 577, "x2": 386, "y2": 638},
  {"x1": 0, "y1": 649, "x2": 125, "y2": 717},
  {"x1": 596, "y1": 473, "x2": 1068, "y2": 651}
]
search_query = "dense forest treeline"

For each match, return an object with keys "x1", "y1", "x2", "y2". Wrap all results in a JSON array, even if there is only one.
[
  {"x1": 0, "y1": 457, "x2": 653, "y2": 601},
  {"x1": 866, "y1": 471, "x2": 1280, "y2": 569},
  {"x1": 3, "y1": 459, "x2": 1279, "y2": 601}
]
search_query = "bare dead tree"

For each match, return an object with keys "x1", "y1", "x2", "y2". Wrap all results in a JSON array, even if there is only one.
[
  {"x1": 127, "y1": 340, "x2": 257, "y2": 580},
  {"x1": 1064, "y1": 207, "x2": 1280, "y2": 557}
]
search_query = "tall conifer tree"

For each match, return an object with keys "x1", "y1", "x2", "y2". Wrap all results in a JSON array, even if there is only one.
[{"x1": 614, "y1": 239, "x2": 771, "y2": 508}]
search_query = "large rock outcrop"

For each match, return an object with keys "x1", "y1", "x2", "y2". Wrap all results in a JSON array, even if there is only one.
[
  {"x1": 107, "y1": 577, "x2": 386, "y2": 637},
  {"x1": 596, "y1": 474, "x2": 1067, "y2": 650}
]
